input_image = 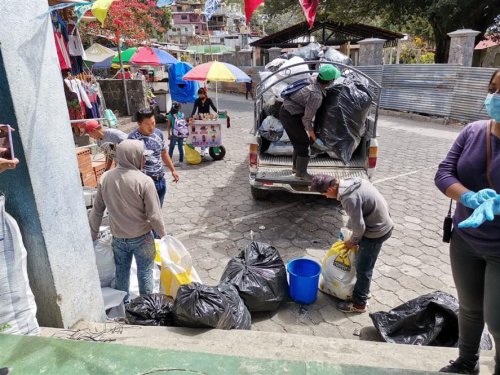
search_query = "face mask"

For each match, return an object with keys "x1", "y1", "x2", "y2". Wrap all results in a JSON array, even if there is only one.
[{"x1": 484, "y1": 93, "x2": 500, "y2": 122}]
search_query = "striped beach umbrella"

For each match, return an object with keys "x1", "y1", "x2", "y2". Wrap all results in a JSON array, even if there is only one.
[
  {"x1": 111, "y1": 47, "x2": 178, "y2": 66},
  {"x1": 182, "y1": 61, "x2": 251, "y2": 83}
]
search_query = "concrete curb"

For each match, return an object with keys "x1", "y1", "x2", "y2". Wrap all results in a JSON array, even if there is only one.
[{"x1": 41, "y1": 322, "x2": 495, "y2": 374}]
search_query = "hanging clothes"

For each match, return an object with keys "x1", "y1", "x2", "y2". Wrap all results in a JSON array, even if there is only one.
[
  {"x1": 83, "y1": 81, "x2": 101, "y2": 119},
  {"x1": 65, "y1": 78, "x2": 92, "y2": 112},
  {"x1": 67, "y1": 22, "x2": 85, "y2": 57},
  {"x1": 67, "y1": 21, "x2": 86, "y2": 74},
  {"x1": 54, "y1": 32, "x2": 71, "y2": 70}
]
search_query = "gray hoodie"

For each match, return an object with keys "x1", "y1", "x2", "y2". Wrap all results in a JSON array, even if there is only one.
[
  {"x1": 89, "y1": 140, "x2": 166, "y2": 240},
  {"x1": 337, "y1": 178, "x2": 393, "y2": 243}
]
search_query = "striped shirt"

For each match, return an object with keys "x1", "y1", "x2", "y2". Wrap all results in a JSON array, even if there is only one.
[{"x1": 282, "y1": 77, "x2": 324, "y2": 131}]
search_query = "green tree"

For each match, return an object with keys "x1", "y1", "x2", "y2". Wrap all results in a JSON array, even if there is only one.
[{"x1": 263, "y1": 0, "x2": 500, "y2": 63}]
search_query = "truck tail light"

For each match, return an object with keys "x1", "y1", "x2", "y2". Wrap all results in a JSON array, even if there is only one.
[
  {"x1": 368, "y1": 140, "x2": 378, "y2": 169},
  {"x1": 249, "y1": 143, "x2": 258, "y2": 171}
]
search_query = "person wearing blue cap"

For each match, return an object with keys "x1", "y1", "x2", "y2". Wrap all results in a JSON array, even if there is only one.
[{"x1": 279, "y1": 64, "x2": 341, "y2": 181}]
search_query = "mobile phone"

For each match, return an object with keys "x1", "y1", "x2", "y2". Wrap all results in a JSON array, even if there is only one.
[{"x1": 0, "y1": 125, "x2": 14, "y2": 160}]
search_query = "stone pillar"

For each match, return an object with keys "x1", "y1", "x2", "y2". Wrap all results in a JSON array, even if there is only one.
[
  {"x1": 358, "y1": 38, "x2": 386, "y2": 66},
  {"x1": 267, "y1": 47, "x2": 283, "y2": 62},
  {"x1": 238, "y1": 49, "x2": 253, "y2": 67},
  {"x1": 0, "y1": 1, "x2": 105, "y2": 327},
  {"x1": 447, "y1": 29, "x2": 480, "y2": 66}
]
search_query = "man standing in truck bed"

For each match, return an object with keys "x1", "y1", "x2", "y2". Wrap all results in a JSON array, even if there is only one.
[{"x1": 279, "y1": 65, "x2": 341, "y2": 181}]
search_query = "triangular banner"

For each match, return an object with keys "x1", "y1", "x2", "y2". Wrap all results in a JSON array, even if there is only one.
[{"x1": 299, "y1": 0, "x2": 318, "y2": 29}]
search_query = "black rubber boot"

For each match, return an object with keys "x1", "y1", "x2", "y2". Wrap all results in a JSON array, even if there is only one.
[
  {"x1": 295, "y1": 156, "x2": 312, "y2": 181},
  {"x1": 439, "y1": 358, "x2": 480, "y2": 374}
]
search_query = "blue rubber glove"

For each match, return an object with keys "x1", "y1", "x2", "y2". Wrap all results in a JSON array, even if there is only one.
[
  {"x1": 459, "y1": 189, "x2": 498, "y2": 209},
  {"x1": 313, "y1": 139, "x2": 328, "y2": 151},
  {"x1": 458, "y1": 196, "x2": 500, "y2": 229}
]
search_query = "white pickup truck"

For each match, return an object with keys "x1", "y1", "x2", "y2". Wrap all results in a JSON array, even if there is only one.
[{"x1": 248, "y1": 61, "x2": 381, "y2": 200}]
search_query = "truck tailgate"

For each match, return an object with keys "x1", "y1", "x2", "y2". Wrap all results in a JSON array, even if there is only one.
[{"x1": 255, "y1": 155, "x2": 368, "y2": 184}]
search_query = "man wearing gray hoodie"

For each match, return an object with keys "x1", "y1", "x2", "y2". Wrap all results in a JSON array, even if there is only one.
[
  {"x1": 89, "y1": 140, "x2": 166, "y2": 301},
  {"x1": 311, "y1": 175, "x2": 393, "y2": 313}
]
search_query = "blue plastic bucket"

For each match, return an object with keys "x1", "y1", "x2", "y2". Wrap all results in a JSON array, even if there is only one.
[{"x1": 287, "y1": 258, "x2": 321, "y2": 305}]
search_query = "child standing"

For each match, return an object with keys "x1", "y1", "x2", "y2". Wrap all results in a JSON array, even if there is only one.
[{"x1": 167, "y1": 102, "x2": 188, "y2": 166}]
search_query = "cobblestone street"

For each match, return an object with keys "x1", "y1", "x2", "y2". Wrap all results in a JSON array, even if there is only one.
[{"x1": 160, "y1": 93, "x2": 462, "y2": 341}]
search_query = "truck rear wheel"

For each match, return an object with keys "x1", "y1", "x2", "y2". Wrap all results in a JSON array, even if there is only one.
[{"x1": 251, "y1": 186, "x2": 270, "y2": 200}]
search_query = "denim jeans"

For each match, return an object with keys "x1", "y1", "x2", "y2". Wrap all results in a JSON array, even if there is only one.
[
  {"x1": 168, "y1": 136, "x2": 184, "y2": 162},
  {"x1": 352, "y1": 230, "x2": 392, "y2": 306},
  {"x1": 112, "y1": 232, "x2": 155, "y2": 302},
  {"x1": 154, "y1": 176, "x2": 167, "y2": 207}
]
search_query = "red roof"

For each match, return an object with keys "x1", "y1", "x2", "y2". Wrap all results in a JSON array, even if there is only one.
[{"x1": 475, "y1": 36, "x2": 500, "y2": 50}]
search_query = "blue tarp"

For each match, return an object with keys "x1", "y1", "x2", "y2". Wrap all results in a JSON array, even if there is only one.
[
  {"x1": 168, "y1": 62, "x2": 199, "y2": 103},
  {"x1": 92, "y1": 56, "x2": 113, "y2": 70}
]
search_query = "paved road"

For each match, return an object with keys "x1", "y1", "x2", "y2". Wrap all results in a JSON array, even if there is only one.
[{"x1": 160, "y1": 93, "x2": 461, "y2": 340}]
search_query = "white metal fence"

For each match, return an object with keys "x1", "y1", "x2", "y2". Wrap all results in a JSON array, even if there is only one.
[{"x1": 357, "y1": 64, "x2": 498, "y2": 123}]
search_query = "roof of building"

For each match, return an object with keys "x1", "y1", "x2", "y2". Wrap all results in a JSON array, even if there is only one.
[
  {"x1": 250, "y1": 21, "x2": 404, "y2": 48},
  {"x1": 475, "y1": 36, "x2": 500, "y2": 50}
]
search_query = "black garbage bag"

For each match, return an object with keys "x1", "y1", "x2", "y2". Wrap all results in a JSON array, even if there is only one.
[
  {"x1": 126, "y1": 293, "x2": 175, "y2": 326},
  {"x1": 370, "y1": 291, "x2": 493, "y2": 349},
  {"x1": 173, "y1": 282, "x2": 251, "y2": 330},
  {"x1": 218, "y1": 282, "x2": 252, "y2": 330},
  {"x1": 314, "y1": 80, "x2": 372, "y2": 163},
  {"x1": 220, "y1": 241, "x2": 289, "y2": 312}
]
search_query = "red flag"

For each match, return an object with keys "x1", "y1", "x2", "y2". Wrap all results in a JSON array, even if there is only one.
[
  {"x1": 299, "y1": 0, "x2": 318, "y2": 28},
  {"x1": 245, "y1": 0, "x2": 264, "y2": 25}
]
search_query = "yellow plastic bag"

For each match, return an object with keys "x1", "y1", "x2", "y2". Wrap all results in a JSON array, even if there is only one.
[
  {"x1": 319, "y1": 240, "x2": 358, "y2": 300},
  {"x1": 184, "y1": 144, "x2": 202, "y2": 165},
  {"x1": 158, "y1": 235, "x2": 202, "y2": 298},
  {"x1": 154, "y1": 239, "x2": 161, "y2": 265}
]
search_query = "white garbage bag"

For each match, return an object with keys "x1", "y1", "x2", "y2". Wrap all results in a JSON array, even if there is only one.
[
  {"x1": 93, "y1": 234, "x2": 115, "y2": 288},
  {"x1": 319, "y1": 239, "x2": 358, "y2": 301},
  {"x1": 259, "y1": 71, "x2": 287, "y2": 102},
  {"x1": 0, "y1": 196, "x2": 40, "y2": 335},
  {"x1": 158, "y1": 235, "x2": 202, "y2": 299},
  {"x1": 101, "y1": 287, "x2": 127, "y2": 319},
  {"x1": 265, "y1": 141, "x2": 294, "y2": 156},
  {"x1": 275, "y1": 56, "x2": 311, "y2": 84},
  {"x1": 259, "y1": 115, "x2": 284, "y2": 142}
]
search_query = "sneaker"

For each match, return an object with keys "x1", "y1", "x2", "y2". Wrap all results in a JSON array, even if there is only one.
[
  {"x1": 439, "y1": 358, "x2": 479, "y2": 374},
  {"x1": 337, "y1": 301, "x2": 367, "y2": 313}
]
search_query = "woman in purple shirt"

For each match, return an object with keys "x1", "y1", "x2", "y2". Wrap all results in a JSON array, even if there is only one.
[{"x1": 435, "y1": 70, "x2": 500, "y2": 374}]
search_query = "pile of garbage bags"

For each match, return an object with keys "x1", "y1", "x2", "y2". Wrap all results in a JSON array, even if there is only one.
[
  {"x1": 124, "y1": 241, "x2": 289, "y2": 331},
  {"x1": 220, "y1": 241, "x2": 289, "y2": 312},
  {"x1": 258, "y1": 42, "x2": 372, "y2": 161}
]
